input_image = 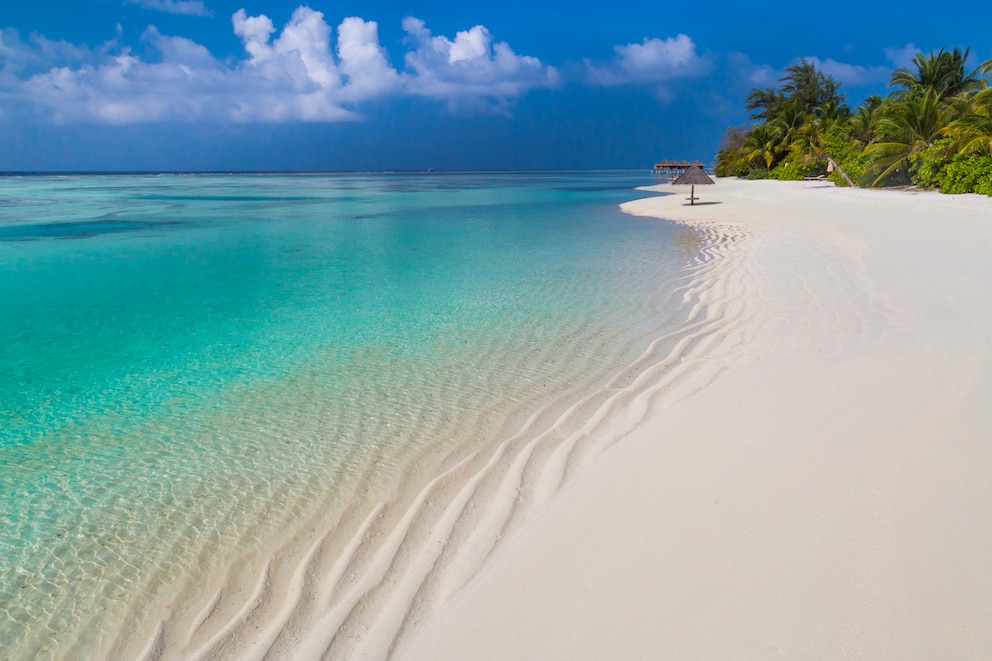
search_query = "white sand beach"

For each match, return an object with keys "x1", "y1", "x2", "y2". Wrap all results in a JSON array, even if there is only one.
[
  {"x1": 395, "y1": 179, "x2": 992, "y2": 659},
  {"x1": 160, "y1": 177, "x2": 992, "y2": 661}
]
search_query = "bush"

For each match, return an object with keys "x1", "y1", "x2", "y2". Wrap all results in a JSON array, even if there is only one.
[
  {"x1": 936, "y1": 152, "x2": 992, "y2": 195},
  {"x1": 770, "y1": 154, "x2": 824, "y2": 181},
  {"x1": 770, "y1": 161, "x2": 804, "y2": 180},
  {"x1": 828, "y1": 144, "x2": 873, "y2": 187},
  {"x1": 909, "y1": 141, "x2": 992, "y2": 195},
  {"x1": 910, "y1": 138, "x2": 953, "y2": 189},
  {"x1": 830, "y1": 152, "x2": 872, "y2": 187}
]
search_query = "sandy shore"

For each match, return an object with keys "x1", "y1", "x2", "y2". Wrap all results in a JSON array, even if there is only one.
[
  {"x1": 395, "y1": 179, "x2": 992, "y2": 659},
  {"x1": 165, "y1": 178, "x2": 992, "y2": 660}
]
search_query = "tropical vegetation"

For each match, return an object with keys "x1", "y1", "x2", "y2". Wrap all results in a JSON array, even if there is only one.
[{"x1": 715, "y1": 49, "x2": 992, "y2": 196}]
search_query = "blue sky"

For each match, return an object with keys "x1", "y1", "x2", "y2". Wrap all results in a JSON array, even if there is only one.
[{"x1": 1, "y1": 0, "x2": 990, "y2": 171}]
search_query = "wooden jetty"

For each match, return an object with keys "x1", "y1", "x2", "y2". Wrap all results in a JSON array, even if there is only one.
[{"x1": 653, "y1": 159, "x2": 706, "y2": 176}]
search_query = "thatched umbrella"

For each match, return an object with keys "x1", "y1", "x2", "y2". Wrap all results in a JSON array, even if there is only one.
[{"x1": 672, "y1": 165, "x2": 714, "y2": 205}]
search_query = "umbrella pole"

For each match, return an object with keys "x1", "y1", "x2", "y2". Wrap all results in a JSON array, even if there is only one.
[{"x1": 691, "y1": 184, "x2": 695, "y2": 205}]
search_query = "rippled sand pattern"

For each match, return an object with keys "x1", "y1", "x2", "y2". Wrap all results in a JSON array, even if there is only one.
[{"x1": 0, "y1": 172, "x2": 694, "y2": 658}]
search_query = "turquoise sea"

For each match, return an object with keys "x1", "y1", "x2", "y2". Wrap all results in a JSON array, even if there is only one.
[{"x1": 0, "y1": 171, "x2": 691, "y2": 657}]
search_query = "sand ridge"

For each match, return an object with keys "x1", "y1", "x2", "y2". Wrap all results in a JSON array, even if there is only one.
[
  {"x1": 141, "y1": 178, "x2": 992, "y2": 659},
  {"x1": 138, "y1": 197, "x2": 752, "y2": 658},
  {"x1": 398, "y1": 178, "x2": 992, "y2": 659}
]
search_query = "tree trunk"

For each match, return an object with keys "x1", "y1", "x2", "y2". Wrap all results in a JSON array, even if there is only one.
[{"x1": 824, "y1": 154, "x2": 857, "y2": 187}]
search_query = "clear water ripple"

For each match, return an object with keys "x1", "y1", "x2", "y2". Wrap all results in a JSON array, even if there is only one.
[{"x1": 0, "y1": 171, "x2": 689, "y2": 658}]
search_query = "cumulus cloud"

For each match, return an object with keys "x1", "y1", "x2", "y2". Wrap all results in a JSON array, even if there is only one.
[
  {"x1": 0, "y1": 7, "x2": 556, "y2": 124},
  {"x1": 586, "y1": 34, "x2": 711, "y2": 86},
  {"x1": 401, "y1": 17, "x2": 559, "y2": 107},
  {"x1": 22, "y1": 29, "x2": 241, "y2": 124},
  {"x1": 124, "y1": 0, "x2": 211, "y2": 17},
  {"x1": 336, "y1": 17, "x2": 402, "y2": 100}
]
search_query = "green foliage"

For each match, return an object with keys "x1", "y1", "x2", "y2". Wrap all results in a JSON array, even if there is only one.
[
  {"x1": 745, "y1": 58, "x2": 846, "y2": 122},
  {"x1": 716, "y1": 45, "x2": 992, "y2": 194},
  {"x1": 714, "y1": 124, "x2": 751, "y2": 177},
  {"x1": 866, "y1": 90, "x2": 955, "y2": 186},
  {"x1": 947, "y1": 87, "x2": 992, "y2": 155},
  {"x1": 770, "y1": 160, "x2": 802, "y2": 180},
  {"x1": 745, "y1": 88, "x2": 786, "y2": 121},
  {"x1": 770, "y1": 151, "x2": 824, "y2": 180},
  {"x1": 889, "y1": 48, "x2": 984, "y2": 101},
  {"x1": 779, "y1": 58, "x2": 846, "y2": 114},
  {"x1": 909, "y1": 137, "x2": 953, "y2": 188},
  {"x1": 742, "y1": 122, "x2": 785, "y2": 169},
  {"x1": 848, "y1": 95, "x2": 884, "y2": 143},
  {"x1": 935, "y1": 152, "x2": 992, "y2": 195},
  {"x1": 721, "y1": 60, "x2": 851, "y2": 181},
  {"x1": 819, "y1": 132, "x2": 869, "y2": 187},
  {"x1": 830, "y1": 149, "x2": 872, "y2": 187}
]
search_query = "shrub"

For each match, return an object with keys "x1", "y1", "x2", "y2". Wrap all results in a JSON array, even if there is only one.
[
  {"x1": 820, "y1": 133, "x2": 867, "y2": 187},
  {"x1": 770, "y1": 160, "x2": 805, "y2": 180},
  {"x1": 829, "y1": 151, "x2": 872, "y2": 187},
  {"x1": 770, "y1": 154, "x2": 824, "y2": 181},
  {"x1": 909, "y1": 138, "x2": 953, "y2": 189},
  {"x1": 936, "y1": 152, "x2": 992, "y2": 195}
]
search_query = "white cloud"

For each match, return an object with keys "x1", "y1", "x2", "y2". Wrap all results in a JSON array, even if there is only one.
[
  {"x1": 337, "y1": 17, "x2": 401, "y2": 101},
  {"x1": 232, "y1": 7, "x2": 344, "y2": 96},
  {"x1": 801, "y1": 55, "x2": 890, "y2": 87},
  {"x1": 0, "y1": 28, "x2": 97, "y2": 76},
  {"x1": 0, "y1": 8, "x2": 556, "y2": 124},
  {"x1": 725, "y1": 51, "x2": 777, "y2": 88},
  {"x1": 884, "y1": 43, "x2": 921, "y2": 70},
  {"x1": 586, "y1": 34, "x2": 711, "y2": 86},
  {"x1": 124, "y1": 0, "x2": 211, "y2": 17},
  {"x1": 22, "y1": 31, "x2": 239, "y2": 124},
  {"x1": 401, "y1": 17, "x2": 560, "y2": 102}
]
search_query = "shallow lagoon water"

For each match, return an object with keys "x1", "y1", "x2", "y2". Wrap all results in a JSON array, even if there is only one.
[{"x1": 0, "y1": 172, "x2": 688, "y2": 657}]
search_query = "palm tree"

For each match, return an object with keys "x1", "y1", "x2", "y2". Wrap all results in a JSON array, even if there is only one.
[
  {"x1": 947, "y1": 86, "x2": 992, "y2": 155},
  {"x1": 761, "y1": 99, "x2": 808, "y2": 152},
  {"x1": 815, "y1": 100, "x2": 851, "y2": 122},
  {"x1": 848, "y1": 95, "x2": 884, "y2": 144},
  {"x1": 982, "y1": 57, "x2": 992, "y2": 78},
  {"x1": 889, "y1": 48, "x2": 984, "y2": 100},
  {"x1": 866, "y1": 90, "x2": 956, "y2": 185},
  {"x1": 944, "y1": 58, "x2": 992, "y2": 155},
  {"x1": 741, "y1": 123, "x2": 785, "y2": 169},
  {"x1": 745, "y1": 58, "x2": 846, "y2": 121},
  {"x1": 789, "y1": 113, "x2": 858, "y2": 187}
]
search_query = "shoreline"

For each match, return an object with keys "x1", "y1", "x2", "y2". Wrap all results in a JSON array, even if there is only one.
[
  {"x1": 120, "y1": 179, "x2": 732, "y2": 660},
  {"x1": 397, "y1": 178, "x2": 992, "y2": 659},
  {"x1": 169, "y1": 239, "x2": 739, "y2": 660}
]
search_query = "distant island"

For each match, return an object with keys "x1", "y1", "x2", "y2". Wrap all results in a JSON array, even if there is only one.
[{"x1": 715, "y1": 49, "x2": 992, "y2": 196}]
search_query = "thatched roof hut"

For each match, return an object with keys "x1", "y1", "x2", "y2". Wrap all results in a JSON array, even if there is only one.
[{"x1": 672, "y1": 165, "x2": 714, "y2": 205}]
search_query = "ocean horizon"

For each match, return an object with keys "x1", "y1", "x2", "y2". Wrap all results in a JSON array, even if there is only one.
[{"x1": 0, "y1": 171, "x2": 695, "y2": 657}]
